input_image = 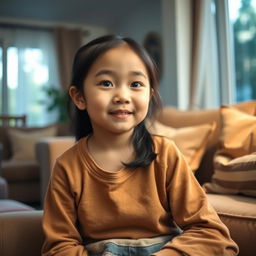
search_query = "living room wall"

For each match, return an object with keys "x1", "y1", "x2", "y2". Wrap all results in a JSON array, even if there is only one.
[{"x1": 112, "y1": 0, "x2": 162, "y2": 45}]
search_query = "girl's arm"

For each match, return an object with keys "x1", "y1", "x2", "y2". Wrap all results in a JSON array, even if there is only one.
[
  {"x1": 41, "y1": 160, "x2": 88, "y2": 256},
  {"x1": 153, "y1": 145, "x2": 239, "y2": 256}
]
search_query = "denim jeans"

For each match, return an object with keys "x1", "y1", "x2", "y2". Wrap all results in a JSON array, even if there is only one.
[{"x1": 86, "y1": 235, "x2": 175, "y2": 256}]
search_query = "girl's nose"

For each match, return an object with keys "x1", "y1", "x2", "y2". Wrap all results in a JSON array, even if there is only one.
[
  {"x1": 113, "y1": 85, "x2": 130, "y2": 104},
  {"x1": 112, "y1": 88, "x2": 130, "y2": 104},
  {"x1": 112, "y1": 95, "x2": 130, "y2": 104}
]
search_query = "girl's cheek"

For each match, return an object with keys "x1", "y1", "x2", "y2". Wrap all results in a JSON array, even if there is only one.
[{"x1": 140, "y1": 94, "x2": 151, "y2": 106}]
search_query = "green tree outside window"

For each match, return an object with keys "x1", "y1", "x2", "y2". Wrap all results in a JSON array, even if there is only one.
[{"x1": 233, "y1": 0, "x2": 256, "y2": 101}]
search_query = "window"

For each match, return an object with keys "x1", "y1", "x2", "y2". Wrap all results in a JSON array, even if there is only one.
[
  {"x1": 228, "y1": 0, "x2": 256, "y2": 101},
  {"x1": 0, "y1": 27, "x2": 60, "y2": 126}
]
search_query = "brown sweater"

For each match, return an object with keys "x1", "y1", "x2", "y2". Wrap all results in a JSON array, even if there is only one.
[{"x1": 42, "y1": 135, "x2": 238, "y2": 256}]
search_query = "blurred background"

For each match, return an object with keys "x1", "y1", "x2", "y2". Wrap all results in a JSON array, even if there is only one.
[{"x1": 0, "y1": 0, "x2": 255, "y2": 127}]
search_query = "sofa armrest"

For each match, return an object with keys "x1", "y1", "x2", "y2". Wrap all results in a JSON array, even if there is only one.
[
  {"x1": 35, "y1": 136, "x2": 75, "y2": 205},
  {"x1": 0, "y1": 210, "x2": 43, "y2": 256}
]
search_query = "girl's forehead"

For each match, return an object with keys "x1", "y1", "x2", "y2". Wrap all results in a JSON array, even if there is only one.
[{"x1": 90, "y1": 44, "x2": 148, "y2": 74}]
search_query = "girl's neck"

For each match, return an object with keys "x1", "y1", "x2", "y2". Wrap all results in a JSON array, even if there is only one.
[
  {"x1": 89, "y1": 129, "x2": 133, "y2": 151},
  {"x1": 87, "y1": 130, "x2": 135, "y2": 172}
]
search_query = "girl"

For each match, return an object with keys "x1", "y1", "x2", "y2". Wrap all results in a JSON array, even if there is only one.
[{"x1": 42, "y1": 35, "x2": 238, "y2": 256}]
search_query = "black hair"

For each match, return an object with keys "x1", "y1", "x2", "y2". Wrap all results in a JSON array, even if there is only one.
[{"x1": 69, "y1": 34, "x2": 162, "y2": 168}]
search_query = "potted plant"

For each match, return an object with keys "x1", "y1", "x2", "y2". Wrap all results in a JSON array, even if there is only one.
[{"x1": 40, "y1": 86, "x2": 69, "y2": 123}]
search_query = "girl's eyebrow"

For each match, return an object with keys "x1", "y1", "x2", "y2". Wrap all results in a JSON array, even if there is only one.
[
  {"x1": 95, "y1": 69, "x2": 147, "y2": 79},
  {"x1": 131, "y1": 71, "x2": 147, "y2": 79},
  {"x1": 95, "y1": 69, "x2": 114, "y2": 77}
]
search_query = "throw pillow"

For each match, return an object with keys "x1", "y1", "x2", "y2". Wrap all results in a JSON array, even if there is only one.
[
  {"x1": 218, "y1": 106, "x2": 256, "y2": 158},
  {"x1": 203, "y1": 153, "x2": 256, "y2": 197},
  {"x1": 8, "y1": 125, "x2": 57, "y2": 161},
  {"x1": 203, "y1": 106, "x2": 256, "y2": 197},
  {"x1": 146, "y1": 120, "x2": 216, "y2": 171}
]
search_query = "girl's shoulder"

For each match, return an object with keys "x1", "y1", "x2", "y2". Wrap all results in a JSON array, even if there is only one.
[
  {"x1": 151, "y1": 135, "x2": 182, "y2": 162},
  {"x1": 49, "y1": 138, "x2": 88, "y2": 192},
  {"x1": 150, "y1": 135, "x2": 187, "y2": 182},
  {"x1": 151, "y1": 134, "x2": 179, "y2": 152},
  {"x1": 55, "y1": 137, "x2": 87, "y2": 166}
]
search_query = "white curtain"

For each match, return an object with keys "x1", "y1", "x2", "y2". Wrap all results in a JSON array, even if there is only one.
[
  {"x1": 0, "y1": 27, "x2": 60, "y2": 126},
  {"x1": 161, "y1": 0, "x2": 221, "y2": 109},
  {"x1": 189, "y1": 0, "x2": 220, "y2": 109}
]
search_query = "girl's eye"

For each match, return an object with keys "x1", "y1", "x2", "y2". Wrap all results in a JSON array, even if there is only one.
[
  {"x1": 99, "y1": 80, "x2": 113, "y2": 87},
  {"x1": 131, "y1": 81, "x2": 142, "y2": 88}
]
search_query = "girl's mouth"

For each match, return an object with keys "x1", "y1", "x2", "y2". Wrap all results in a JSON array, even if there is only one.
[{"x1": 109, "y1": 110, "x2": 133, "y2": 119}]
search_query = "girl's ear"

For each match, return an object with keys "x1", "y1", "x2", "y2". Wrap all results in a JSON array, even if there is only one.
[
  {"x1": 69, "y1": 86, "x2": 86, "y2": 110},
  {"x1": 150, "y1": 88, "x2": 154, "y2": 98}
]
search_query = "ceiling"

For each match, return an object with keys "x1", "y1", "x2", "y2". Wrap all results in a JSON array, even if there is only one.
[{"x1": 0, "y1": 0, "x2": 158, "y2": 29}]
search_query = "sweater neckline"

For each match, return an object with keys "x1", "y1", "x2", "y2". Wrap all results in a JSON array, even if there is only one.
[{"x1": 78, "y1": 137, "x2": 135, "y2": 183}]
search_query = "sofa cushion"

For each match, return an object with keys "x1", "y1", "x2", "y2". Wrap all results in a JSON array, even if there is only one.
[
  {"x1": 207, "y1": 193, "x2": 256, "y2": 256},
  {"x1": 146, "y1": 120, "x2": 216, "y2": 171},
  {"x1": 8, "y1": 125, "x2": 57, "y2": 161},
  {"x1": 0, "y1": 124, "x2": 59, "y2": 161},
  {"x1": 2, "y1": 160, "x2": 39, "y2": 182},
  {"x1": 0, "y1": 199, "x2": 34, "y2": 213},
  {"x1": 218, "y1": 106, "x2": 256, "y2": 157},
  {"x1": 204, "y1": 153, "x2": 256, "y2": 197},
  {"x1": 203, "y1": 106, "x2": 256, "y2": 197}
]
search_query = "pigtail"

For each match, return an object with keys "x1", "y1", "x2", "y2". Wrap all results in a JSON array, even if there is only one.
[
  {"x1": 74, "y1": 109, "x2": 92, "y2": 141},
  {"x1": 124, "y1": 122, "x2": 157, "y2": 168}
]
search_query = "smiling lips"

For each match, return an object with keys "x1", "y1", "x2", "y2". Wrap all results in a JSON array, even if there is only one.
[{"x1": 109, "y1": 109, "x2": 133, "y2": 119}]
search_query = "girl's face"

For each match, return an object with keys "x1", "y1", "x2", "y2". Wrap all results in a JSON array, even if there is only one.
[{"x1": 70, "y1": 44, "x2": 151, "y2": 137}]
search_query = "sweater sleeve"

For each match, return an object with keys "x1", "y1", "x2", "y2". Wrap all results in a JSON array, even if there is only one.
[
  {"x1": 41, "y1": 159, "x2": 88, "y2": 256},
  {"x1": 153, "y1": 143, "x2": 239, "y2": 256}
]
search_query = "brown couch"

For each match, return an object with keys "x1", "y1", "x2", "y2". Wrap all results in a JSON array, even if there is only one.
[
  {"x1": 0, "y1": 210, "x2": 44, "y2": 256},
  {"x1": 0, "y1": 123, "x2": 70, "y2": 204},
  {"x1": 32, "y1": 101, "x2": 256, "y2": 256},
  {"x1": 155, "y1": 100, "x2": 256, "y2": 256}
]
